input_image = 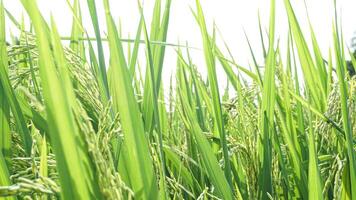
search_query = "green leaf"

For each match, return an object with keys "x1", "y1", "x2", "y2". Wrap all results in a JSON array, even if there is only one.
[
  {"x1": 103, "y1": 0, "x2": 159, "y2": 198},
  {"x1": 86, "y1": 0, "x2": 109, "y2": 104},
  {"x1": 19, "y1": 1, "x2": 102, "y2": 199},
  {"x1": 332, "y1": 20, "x2": 356, "y2": 200},
  {"x1": 258, "y1": 0, "x2": 275, "y2": 198},
  {"x1": 194, "y1": 0, "x2": 233, "y2": 190},
  {"x1": 142, "y1": 0, "x2": 172, "y2": 132},
  {"x1": 139, "y1": 4, "x2": 168, "y2": 197},
  {"x1": 0, "y1": 0, "x2": 32, "y2": 156},
  {"x1": 306, "y1": 108, "x2": 323, "y2": 200},
  {"x1": 178, "y1": 86, "x2": 235, "y2": 200},
  {"x1": 283, "y1": 0, "x2": 326, "y2": 111}
]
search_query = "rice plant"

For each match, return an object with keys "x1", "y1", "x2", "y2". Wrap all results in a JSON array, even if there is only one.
[{"x1": 0, "y1": 0, "x2": 355, "y2": 199}]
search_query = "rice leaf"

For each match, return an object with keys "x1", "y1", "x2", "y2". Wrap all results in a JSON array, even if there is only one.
[
  {"x1": 178, "y1": 85, "x2": 235, "y2": 200},
  {"x1": 258, "y1": 0, "x2": 276, "y2": 198},
  {"x1": 19, "y1": 1, "x2": 102, "y2": 198},
  {"x1": 332, "y1": 20, "x2": 356, "y2": 199},
  {"x1": 86, "y1": 0, "x2": 109, "y2": 103},
  {"x1": 283, "y1": 0, "x2": 326, "y2": 111},
  {"x1": 0, "y1": 0, "x2": 32, "y2": 156},
  {"x1": 194, "y1": 0, "x2": 233, "y2": 190},
  {"x1": 103, "y1": 0, "x2": 159, "y2": 198}
]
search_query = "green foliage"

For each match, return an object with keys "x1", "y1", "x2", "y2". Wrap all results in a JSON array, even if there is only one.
[{"x1": 0, "y1": 0, "x2": 355, "y2": 199}]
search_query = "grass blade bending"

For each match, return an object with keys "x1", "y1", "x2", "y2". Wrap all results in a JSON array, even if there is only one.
[
  {"x1": 194, "y1": 0, "x2": 233, "y2": 190},
  {"x1": 20, "y1": 1, "x2": 103, "y2": 199},
  {"x1": 103, "y1": 0, "x2": 159, "y2": 198}
]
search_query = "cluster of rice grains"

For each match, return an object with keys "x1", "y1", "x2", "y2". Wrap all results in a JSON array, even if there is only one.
[
  {"x1": 314, "y1": 76, "x2": 355, "y2": 198},
  {"x1": 1, "y1": 32, "x2": 129, "y2": 199},
  {"x1": 1, "y1": 0, "x2": 356, "y2": 199}
]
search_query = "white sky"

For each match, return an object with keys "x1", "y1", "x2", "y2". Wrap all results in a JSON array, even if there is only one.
[{"x1": 4, "y1": 0, "x2": 356, "y2": 93}]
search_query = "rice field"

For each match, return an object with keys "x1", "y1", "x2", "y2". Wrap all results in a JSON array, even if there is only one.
[{"x1": 0, "y1": 0, "x2": 355, "y2": 199}]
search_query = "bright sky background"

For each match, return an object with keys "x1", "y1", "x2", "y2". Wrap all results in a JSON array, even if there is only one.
[{"x1": 4, "y1": 0, "x2": 356, "y2": 92}]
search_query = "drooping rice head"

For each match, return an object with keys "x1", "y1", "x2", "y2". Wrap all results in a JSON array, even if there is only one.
[{"x1": 3, "y1": 31, "x2": 130, "y2": 199}]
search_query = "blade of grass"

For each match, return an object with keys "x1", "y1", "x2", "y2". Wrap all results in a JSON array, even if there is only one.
[
  {"x1": 258, "y1": 0, "x2": 275, "y2": 198},
  {"x1": 178, "y1": 85, "x2": 235, "y2": 200},
  {"x1": 283, "y1": 0, "x2": 326, "y2": 111},
  {"x1": 0, "y1": 9, "x2": 11, "y2": 162},
  {"x1": 306, "y1": 103, "x2": 323, "y2": 200},
  {"x1": 0, "y1": 151, "x2": 14, "y2": 200},
  {"x1": 139, "y1": 3, "x2": 168, "y2": 197},
  {"x1": 103, "y1": 0, "x2": 159, "y2": 198},
  {"x1": 142, "y1": 0, "x2": 172, "y2": 133},
  {"x1": 129, "y1": 16, "x2": 143, "y2": 79},
  {"x1": 0, "y1": 84, "x2": 11, "y2": 163},
  {"x1": 194, "y1": 0, "x2": 233, "y2": 190},
  {"x1": 39, "y1": 135, "x2": 48, "y2": 200},
  {"x1": 0, "y1": 0, "x2": 32, "y2": 156},
  {"x1": 86, "y1": 0, "x2": 109, "y2": 103},
  {"x1": 243, "y1": 30, "x2": 263, "y2": 86},
  {"x1": 332, "y1": 20, "x2": 356, "y2": 199},
  {"x1": 0, "y1": 6, "x2": 13, "y2": 191},
  {"x1": 278, "y1": 55, "x2": 308, "y2": 198},
  {"x1": 258, "y1": 11, "x2": 267, "y2": 58},
  {"x1": 68, "y1": 0, "x2": 84, "y2": 57},
  {"x1": 20, "y1": 1, "x2": 103, "y2": 198}
]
